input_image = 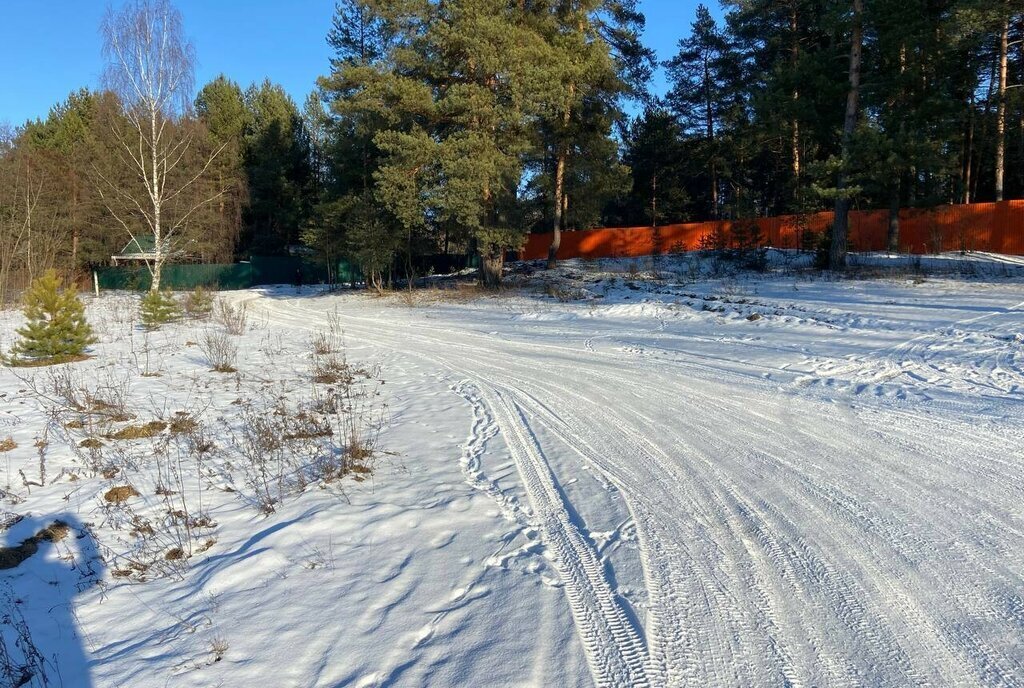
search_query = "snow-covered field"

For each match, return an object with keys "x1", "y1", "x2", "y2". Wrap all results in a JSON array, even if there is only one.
[{"x1": 2, "y1": 253, "x2": 1023, "y2": 687}]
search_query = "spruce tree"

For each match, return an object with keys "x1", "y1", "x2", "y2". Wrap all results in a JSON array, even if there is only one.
[{"x1": 8, "y1": 270, "x2": 96, "y2": 364}]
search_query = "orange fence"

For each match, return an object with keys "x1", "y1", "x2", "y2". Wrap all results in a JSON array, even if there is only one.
[{"x1": 521, "y1": 200, "x2": 1024, "y2": 261}]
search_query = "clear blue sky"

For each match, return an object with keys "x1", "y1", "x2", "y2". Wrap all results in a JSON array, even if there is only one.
[{"x1": 0, "y1": 0, "x2": 716, "y2": 128}]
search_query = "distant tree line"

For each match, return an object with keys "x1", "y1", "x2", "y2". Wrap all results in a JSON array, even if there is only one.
[
  {"x1": 0, "y1": 0, "x2": 1020, "y2": 294},
  {"x1": 0, "y1": 75, "x2": 321, "y2": 297},
  {"x1": 622, "y1": 1, "x2": 1023, "y2": 253}
]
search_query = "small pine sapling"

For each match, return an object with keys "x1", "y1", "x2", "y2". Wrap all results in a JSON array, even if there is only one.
[
  {"x1": 7, "y1": 270, "x2": 97, "y2": 365},
  {"x1": 182, "y1": 287, "x2": 214, "y2": 319},
  {"x1": 140, "y1": 290, "x2": 181, "y2": 329}
]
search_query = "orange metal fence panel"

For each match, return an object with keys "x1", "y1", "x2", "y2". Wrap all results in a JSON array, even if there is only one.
[{"x1": 520, "y1": 201, "x2": 1024, "y2": 261}]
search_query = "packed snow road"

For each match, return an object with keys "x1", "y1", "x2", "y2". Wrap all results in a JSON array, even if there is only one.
[{"x1": 245, "y1": 273, "x2": 1024, "y2": 688}]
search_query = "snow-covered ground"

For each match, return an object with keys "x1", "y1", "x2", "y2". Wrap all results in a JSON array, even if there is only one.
[{"x1": 1, "y1": 252, "x2": 1023, "y2": 687}]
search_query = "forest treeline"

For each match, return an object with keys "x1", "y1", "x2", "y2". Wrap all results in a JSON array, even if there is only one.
[{"x1": 0, "y1": 0, "x2": 1021, "y2": 295}]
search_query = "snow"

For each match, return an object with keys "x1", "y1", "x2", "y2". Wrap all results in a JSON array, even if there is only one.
[{"x1": 1, "y1": 253, "x2": 1023, "y2": 687}]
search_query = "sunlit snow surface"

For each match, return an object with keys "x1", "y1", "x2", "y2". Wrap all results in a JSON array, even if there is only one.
[{"x1": 2, "y1": 251, "x2": 1022, "y2": 687}]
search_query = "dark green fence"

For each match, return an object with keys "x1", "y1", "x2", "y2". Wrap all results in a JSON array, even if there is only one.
[
  {"x1": 96, "y1": 257, "x2": 360, "y2": 291},
  {"x1": 95, "y1": 253, "x2": 481, "y2": 292}
]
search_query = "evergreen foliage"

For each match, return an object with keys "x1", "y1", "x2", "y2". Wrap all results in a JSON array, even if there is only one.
[
  {"x1": 8, "y1": 270, "x2": 96, "y2": 364},
  {"x1": 140, "y1": 290, "x2": 182, "y2": 330},
  {"x1": 2, "y1": 0, "x2": 1023, "y2": 297},
  {"x1": 182, "y1": 286, "x2": 214, "y2": 319}
]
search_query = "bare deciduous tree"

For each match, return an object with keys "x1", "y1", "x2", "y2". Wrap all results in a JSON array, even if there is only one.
[
  {"x1": 0, "y1": 151, "x2": 68, "y2": 304},
  {"x1": 98, "y1": 0, "x2": 223, "y2": 291}
]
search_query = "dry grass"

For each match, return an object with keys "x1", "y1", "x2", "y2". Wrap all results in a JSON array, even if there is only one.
[
  {"x1": 210, "y1": 636, "x2": 228, "y2": 662},
  {"x1": 0, "y1": 437, "x2": 15, "y2": 453},
  {"x1": 198, "y1": 330, "x2": 238, "y2": 373},
  {"x1": 213, "y1": 299, "x2": 248, "y2": 335},
  {"x1": 169, "y1": 413, "x2": 199, "y2": 435},
  {"x1": 391, "y1": 282, "x2": 489, "y2": 306},
  {"x1": 6, "y1": 353, "x2": 92, "y2": 368},
  {"x1": 104, "y1": 485, "x2": 141, "y2": 504},
  {"x1": 106, "y1": 420, "x2": 167, "y2": 440}
]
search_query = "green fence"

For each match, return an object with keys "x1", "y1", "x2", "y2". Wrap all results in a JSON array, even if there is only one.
[{"x1": 96, "y1": 257, "x2": 360, "y2": 291}]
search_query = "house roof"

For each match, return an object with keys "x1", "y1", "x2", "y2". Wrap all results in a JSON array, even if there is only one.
[{"x1": 118, "y1": 235, "x2": 157, "y2": 256}]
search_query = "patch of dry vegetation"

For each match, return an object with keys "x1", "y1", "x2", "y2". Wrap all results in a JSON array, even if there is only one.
[
  {"x1": 9, "y1": 293, "x2": 389, "y2": 585},
  {"x1": 106, "y1": 421, "x2": 167, "y2": 441},
  {"x1": 104, "y1": 485, "x2": 141, "y2": 504}
]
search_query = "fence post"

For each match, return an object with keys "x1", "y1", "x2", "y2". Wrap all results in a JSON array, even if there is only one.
[{"x1": 93, "y1": 271, "x2": 99, "y2": 297}]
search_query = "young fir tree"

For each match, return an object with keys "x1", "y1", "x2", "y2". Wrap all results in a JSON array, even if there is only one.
[
  {"x1": 139, "y1": 290, "x2": 182, "y2": 330},
  {"x1": 9, "y1": 270, "x2": 96, "y2": 364}
]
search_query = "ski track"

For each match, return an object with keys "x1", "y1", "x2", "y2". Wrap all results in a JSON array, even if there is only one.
[{"x1": 243, "y1": 289, "x2": 1024, "y2": 687}]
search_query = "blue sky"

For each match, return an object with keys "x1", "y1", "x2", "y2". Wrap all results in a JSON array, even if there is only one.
[{"x1": 0, "y1": 0, "x2": 714, "y2": 127}]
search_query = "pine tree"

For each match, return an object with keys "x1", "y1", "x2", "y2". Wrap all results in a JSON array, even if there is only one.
[
  {"x1": 195, "y1": 75, "x2": 250, "y2": 258},
  {"x1": 8, "y1": 270, "x2": 96, "y2": 364},
  {"x1": 665, "y1": 4, "x2": 741, "y2": 218},
  {"x1": 617, "y1": 108, "x2": 692, "y2": 227},
  {"x1": 533, "y1": 0, "x2": 653, "y2": 267},
  {"x1": 243, "y1": 81, "x2": 315, "y2": 255},
  {"x1": 336, "y1": 0, "x2": 564, "y2": 287},
  {"x1": 316, "y1": 0, "x2": 406, "y2": 288}
]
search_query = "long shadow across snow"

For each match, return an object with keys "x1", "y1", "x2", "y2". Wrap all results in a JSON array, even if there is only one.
[{"x1": 0, "y1": 514, "x2": 104, "y2": 688}]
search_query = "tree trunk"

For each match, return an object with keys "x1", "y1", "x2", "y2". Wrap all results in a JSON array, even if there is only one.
[
  {"x1": 1019, "y1": 19, "x2": 1024, "y2": 195},
  {"x1": 964, "y1": 96, "x2": 975, "y2": 203},
  {"x1": 790, "y1": 3, "x2": 801, "y2": 186},
  {"x1": 995, "y1": 13, "x2": 1009, "y2": 202},
  {"x1": 887, "y1": 180, "x2": 900, "y2": 253},
  {"x1": 150, "y1": 108, "x2": 163, "y2": 292},
  {"x1": 548, "y1": 77, "x2": 576, "y2": 270},
  {"x1": 651, "y1": 173, "x2": 658, "y2": 227},
  {"x1": 71, "y1": 174, "x2": 79, "y2": 270},
  {"x1": 705, "y1": 57, "x2": 718, "y2": 218},
  {"x1": 480, "y1": 250, "x2": 504, "y2": 290},
  {"x1": 830, "y1": 0, "x2": 864, "y2": 271},
  {"x1": 548, "y1": 149, "x2": 566, "y2": 269}
]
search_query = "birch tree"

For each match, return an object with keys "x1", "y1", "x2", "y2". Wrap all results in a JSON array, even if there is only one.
[{"x1": 99, "y1": 0, "x2": 222, "y2": 290}]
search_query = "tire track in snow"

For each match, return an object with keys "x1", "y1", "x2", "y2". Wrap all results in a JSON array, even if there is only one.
[
  {"x1": 485, "y1": 390, "x2": 650, "y2": 687},
  {"x1": 247, "y1": 295, "x2": 651, "y2": 688},
  {"x1": 247, "y1": 290, "x2": 1024, "y2": 687}
]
